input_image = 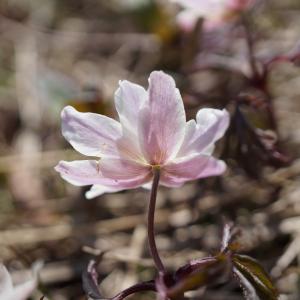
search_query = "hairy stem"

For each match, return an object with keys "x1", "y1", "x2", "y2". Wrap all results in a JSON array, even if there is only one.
[{"x1": 148, "y1": 167, "x2": 166, "y2": 274}]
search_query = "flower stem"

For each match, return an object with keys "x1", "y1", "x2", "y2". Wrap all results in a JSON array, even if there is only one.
[
  {"x1": 148, "y1": 167, "x2": 166, "y2": 274},
  {"x1": 242, "y1": 14, "x2": 279, "y2": 135}
]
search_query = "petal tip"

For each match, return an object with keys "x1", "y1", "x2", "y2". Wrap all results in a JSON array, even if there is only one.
[
  {"x1": 85, "y1": 190, "x2": 96, "y2": 200},
  {"x1": 222, "y1": 109, "x2": 230, "y2": 129},
  {"x1": 117, "y1": 80, "x2": 127, "y2": 89},
  {"x1": 149, "y1": 70, "x2": 175, "y2": 84},
  {"x1": 61, "y1": 105, "x2": 76, "y2": 120},
  {"x1": 54, "y1": 161, "x2": 67, "y2": 174},
  {"x1": 222, "y1": 108, "x2": 230, "y2": 118},
  {"x1": 54, "y1": 162, "x2": 61, "y2": 173},
  {"x1": 217, "y1": 160, "x2": 227, "y2": 174}
]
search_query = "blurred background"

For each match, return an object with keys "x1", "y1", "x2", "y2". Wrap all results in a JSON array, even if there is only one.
[{"x1": 0, "y1": 0, "x2": 300, "y2": 299}]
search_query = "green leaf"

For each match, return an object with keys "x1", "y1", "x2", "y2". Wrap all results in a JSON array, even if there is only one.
[
  {"x1": 233, "y1": 254, "x2": 279, "y2": 300},
  {"x1": 167, "y1": 255, "x2": 230, "y2": 298}
]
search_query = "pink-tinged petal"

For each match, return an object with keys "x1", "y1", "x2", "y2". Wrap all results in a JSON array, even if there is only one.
[
  {"x1": 196, "y1": 108, "x2": 229, "y2": 142},
  {"x1": 141, "y1": 182, "x2": 152, "y2": 190},
  {"x1": 55, "y1": 159, "x2": 151, "y2": 188},
  {"x1": 139, "y1": 71, "x2": 186, "y2": 164},
  {"x1": 10, "y1": 279, "x2": 37, "y2": 300},
  {"x1": 0, "y1": 265, "x2": 13, "y2": 295},
  {"x1": 173, "y1": 0, "x2": 227, "y2": 17},
  {"x1": 176, "y1": 10, "x2": 200, "y2": 32},
  {"x1": 61, "y1": 106, "x2": 122, "y2": 158},
  {"x1": 172, "y1": 0, "x2": 251, "y2": 28},
  {"x1": 85, "y1": 185, "x2": 123, "y2": 199},
  {"x1": 143, "y1": 180, "x2": 183, "y2": 190},
  {"x1": 172, "y1": 0, "x2": 211, "y2": 10},
  {"x1": 114, "y1": 81, "x2": 147, "y2": 160},
  {"x1": 86, "y1": 184, "x2": 126, "y2": 199},
  {"x1": 161, "y1": 154, "x2": 226, "y2": 186},
  {"x1": 99, "y1": 157, "x2": 151, "y2": 182},
  {"x1": 0, "y1": 263, "x2": 41, "y2": 300},
  {"x1": 177, "y1": 109, "x2": 229, "y2": 157},
  {"x1": 115, "y1": 80, "x2": 147, "y2": 135},
  {"x1": 160, "y1": 179, "x2": 184, "y2": 188},
  {"x1": 116, "y1": 137, "x2": 148, "y2": 163},
  {"x1": 171, "y1": 0, "x2": 197, "y2": 9},
  {"x1": 228, "y1": 0, "x2": 254, "y2": 11},
  {"x1": 55, "y1": 160, "x2": 104, "y2": 186},
  {"x1": 142, "y1": 180, "x2": 183, "y2": 190},
  {"x1": 177, "y1": 119, "x2": 197, "y2": 152}
]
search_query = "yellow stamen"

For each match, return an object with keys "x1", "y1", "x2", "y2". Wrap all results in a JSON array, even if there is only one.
[{"x1": 151, "y1": 164, "x2": 161, "y2": 171}]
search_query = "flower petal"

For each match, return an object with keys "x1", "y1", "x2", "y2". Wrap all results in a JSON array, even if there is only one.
[
  {"x1": 55, "y1": 159, "x2": 151, "y2": 188},
  {"x1": 0, "y1": 265, "x2": 13, "y2": 295},
  {"x1": 61, "y1": 106, "x2": 122, "y2": 158},
  {"x1": 172, "y1": 0, "x2": 227, "y2": 17},
  {"x1": 115, "y1": 80, "x2": 147, "y2": 135},
  {"x1": 142, "y1": 180, "x2": 184, "y2": 190},
  {"x1": 160, "y1": 180, "x2": 184, "y2": 188},
  {"x1": 85, "y1": 184, "x2": 125, "y2": 199},
  {"x1": 176, "y1": 9, "x2": 201, "y2": 32},
  {"x1": 10, "y1": 279, "x2": 37, "y2": 300},
  {"x1": 228, "y1": 0, "x2": 254, "y2": 11},
  {"x1": 172, "y1": 0, "x2": 209, "y2": 10},
  {"x1": 114, "y1": 80, "x2": 147, "y2": 160},
  {"x1": 55, "y1": 160, "x2": 103, "y2": 186},
  {"x1": 0, "y1": 263, "x2": 41, "y2": 300},
  {"x1": 161, "y1": 154, "x2": 226, "y2": 186},
  {"x1": 177, "y1": 108, "x2": 229, "y2": 157},
  {"x1": 139, "y1": 71, "x2": 186, "y2": 164}
]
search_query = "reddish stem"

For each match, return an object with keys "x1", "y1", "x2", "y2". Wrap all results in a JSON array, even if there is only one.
[
  {"x1": 147, "y1": 168, "x2": 166, "y2": 274},
  {"x1": 111, "y1": 281, "x2": 156, "y2": 300}
]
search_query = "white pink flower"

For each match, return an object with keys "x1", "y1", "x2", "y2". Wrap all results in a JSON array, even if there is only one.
[
  {"x1": 0, "y1": 264, "x2": 38, "y2": 300},
  {"x1": 172, "y1": 0, "x2": 254, "y2": 32},
  {"x1": 55, "y1": 71, "x2": 229, "y2": 199}
]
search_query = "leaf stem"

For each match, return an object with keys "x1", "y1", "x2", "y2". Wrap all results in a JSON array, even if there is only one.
[
  {"x1": 111, "y1": 281, "x2": 156, "y2": 300},
  {"x1": 242, "y1": 14, "x2": 260, "y2": 82},
  {"x1": 148, "y1": 167, "x2": 166, "y2": 274}
]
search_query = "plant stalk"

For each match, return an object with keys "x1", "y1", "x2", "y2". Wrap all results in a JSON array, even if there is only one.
[{"x1": 147, "y1": 167, "x2": 166, "y2": 274}]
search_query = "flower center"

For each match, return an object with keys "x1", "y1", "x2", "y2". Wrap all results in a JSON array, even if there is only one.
[{"x1": 151, "y1": 164, "x2": 161, "y2": 171}]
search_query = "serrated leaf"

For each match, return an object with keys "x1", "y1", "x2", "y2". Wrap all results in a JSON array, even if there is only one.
[{"x1": 233, "y1": 254, "x2": 278, "y2": 300}]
